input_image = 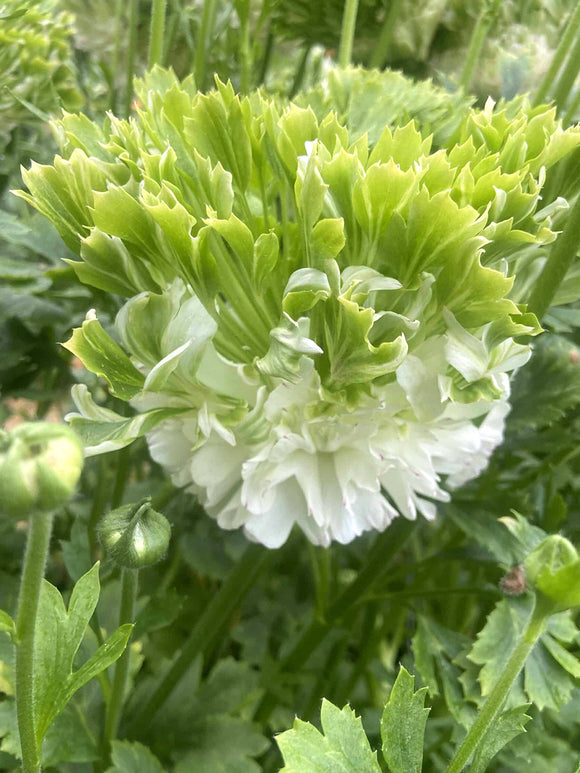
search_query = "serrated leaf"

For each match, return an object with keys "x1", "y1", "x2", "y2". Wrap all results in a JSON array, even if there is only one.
[
  {"x1": 381, "y1": 666, "x2": 429, "y2": 773},
  {"x1": 33, "y1": 564, "x2": 132, "y2": 744},
  {"x1": 106, "y1": 740, "x2": 164, "y2": 773},
  {"x1": 469, "y1": 597, "x2": 580, "y2": 711},
  {"x1": 277, "y1": 698, "x2": 381, "y2": 772},
  {"x1": 470, "y1": 704, "x2": 531, "y2": 773}
]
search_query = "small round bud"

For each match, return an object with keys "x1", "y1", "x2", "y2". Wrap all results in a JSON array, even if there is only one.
[
  {"x1": 98, "y1": 499, "x2": 171, "y2": 569},
  {"x1": 0, "y1": 422, "x2": 84, "y2": 518},
  {"x1": 524, "y1": 535, "x2": 578, "y2": 585}
]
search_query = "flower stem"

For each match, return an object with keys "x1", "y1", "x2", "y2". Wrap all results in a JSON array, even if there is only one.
[
  {"x1": 459, "y1": 0, "x2": 501, "y2": 92},
  {"x1": 15, "y1": 513, "x2": 54, "y2": 773},
  {"x1": 527, "y1": 191, "x2": 580, "y2": 319},
  {"x1": 125, "y1": 0, "x2": 139, "y2": 117},
  {"x1": 148, "y1": 0, "x2": 167, "y2": 69},
  {"x1": 445, "y1": 597, "x2": 550, "y2": 773},
  {"x1": 552, "y1": 31, "x2": 580, "y2": 112},
  {"x1": 253, "y1": 518, "x2": 415, "y2": 724},
  {"x1": 338, "y1": 0, "x2": 360, "y2": 68},
  {"x1": 289, "y1": 45, "x2": 311, "y2": 98},
  {"x1": 534, "y1": 2, "x2": 580, "y2": 106},
  {"x1": 129, "y1": 543, "x2": 270, "y2": 734},
  {"x1": 369, "y1": 0, "x2": 402, "y2": 70},
  {"x1": 194, "y1": 0, "x2": 218, "y2": 91},
  {"x1": 110, "y1": 0, "x2": 124, "y2": 112},
  {"x1": 563, "y1": 86, "x2": 580, "y2": 124},
  {"x1": 103, "y1": 569, "x2": 138, "y2": 752}
]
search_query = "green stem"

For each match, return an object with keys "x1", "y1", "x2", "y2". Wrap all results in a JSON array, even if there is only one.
[
  {"x1": 459, "y1": 0, "x2": 501, "y2": 92},
  {"x1": 289, "y1": 45, "x2": 311, "y2": 98},
  {"x1": 338, "y1": 0, "x2": 360, "y2": 68},
  {"x1": 239, "y1": 10, "x2": 252, "y2": 94},
  {"x1": 253, "y1": 518, "x2": 415, "y2": 724},
  {"x1": 129, "y1": 543, "x2": 270, "y2": 734},
  {"x1": 194, "y1": 0, "x2": 218, "y2": 91},
  {"x1": 103, "y1": 569, "x2": 138, "y2": 751},
  {"x1": 445, "y1": 597, "x2": 550, "y2": 773},
  {"x1": 552, "y1": 31, "x2": 580, "y2": 111},
  {"x1": 527, "y1": 191, "x2": 580, "y2": 319},
  {"x1": 16, "y1": 513, "x2": 54, "y2": 773},
  {"x1": 369, "y1": 0, "x2": 402, "y2": 69},
  {"x1": 148, "y1": 0, "x2": 167, "y2": 68},
  {"x1": 125, "y1": 0, "x2": 139, "y2": 117},
  {"x1": 257, "y1": 28, "x2": 274, "y2": 86},
  {"x1": 110, "y1": 0, "x2": 124, "y2": 112},
  {"x1": 563, "y1": 86, "x2": 580, "y2": 124},
  {"x1": 110, "y1": 446, "x2": 131, "y2": 510},
  {"x1": 534, "y1": 1, "x2": 580, "y2": 106}
]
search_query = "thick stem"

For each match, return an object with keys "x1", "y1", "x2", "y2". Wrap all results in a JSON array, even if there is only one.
[
  {"x1": 103, "y1": 569, "x2": 138, "y2": 751},
  {"x1": 253, "y1": 518, "x2": 415, "y2": 724},
  {"x1": 563, "y1": 86, "x2": 580, "y2": 124},
  {"x1": 445, "y1": 598, "x2": 550, "y2": 773},
  {"x1": 552, "y1": 32, "x2": 580, "y2": 111},
  {"x1": 129, "y1": 543, "x2": 269, "y2": 734},
  {"x1": 194, "y1": 0, "x2": 218, "y2": 91},
  {"x1": 110, "y1": 0, "x2": 124, "y2": 112},
  {"x1": 16, "y1": 513, "x2": 54, "y2": 773},
  {"x1": 125, "y1": 0, "x2": 139, "y2": 118},
  {"x1": 459, "y1": 0, "x2": 501, "y2": 93},
  {"x1": 148, "y1": 0, "x2": 167, "y2": 68},
  {"x1": 289, "y1": 45, "x2": 311, "y2": 98},
  {"x1": 527, "y1": 191, "x2": 580, "y2": 319},
  {"x1": 239, "y1": 9, "x2": 252, "y2": 94},
  {"x1": 369, "y1": 0, "x2": 402, "y2": 70},
  {"x1": 534, "y1": 1, "x2": 580, "y2": 106},
  {"x1": 338, "y1": 0, "x2": 360, "y2": 68}
]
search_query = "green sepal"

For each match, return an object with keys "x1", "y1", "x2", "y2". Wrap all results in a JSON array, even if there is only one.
[
  {"x1": 63, "y1": 312, "x2": 145, "y2": 400},
  {"x1": 0, "y1": 611, "x2": 15, "y2": 640}
]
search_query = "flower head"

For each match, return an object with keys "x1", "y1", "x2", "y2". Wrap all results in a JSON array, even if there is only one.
[{"x1": 19, "y1": 67, "x2": 580, "y2": 546}]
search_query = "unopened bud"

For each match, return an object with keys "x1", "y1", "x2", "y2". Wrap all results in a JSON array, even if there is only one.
[
  {"x1": 524, "y1": 535, "x2": 580, "y2": 612},
  {"x1": 98, "y1": 499, "x2": 171, "y2": 569},
  {"x1": 0, "y1": 423, "x2": 83, "y2": 518}
]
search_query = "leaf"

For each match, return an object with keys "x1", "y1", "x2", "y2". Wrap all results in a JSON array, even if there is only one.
[
  {"x1": 107, "y1": 741, "x2": 164, "y2": 773},
  {"x1": 470, "y1": 704, "x2": 532, "y2": 773},
  {"x1": 468, "y1": 597, "x2": 580, "y2": 711},
  {"x1": 63, "y1": 312, "x2": 145, "y2": 400},
  {"x1": 0, "y1": 612, "x2": 15, "y2": 640},
  {"x1": 380, "y1": 666, "x2": 430, "y2": 773},
  {"x1": 277, "y1": 698, "x2": 381, "y2": 772},
  {"x1": 33, "y1": 564, "x2": 132, "y2": 744}
]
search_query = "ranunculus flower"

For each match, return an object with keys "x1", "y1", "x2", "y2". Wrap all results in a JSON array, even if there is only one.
[{"x1": 19, "y1": 67, "x2": 580, "y2": 546}]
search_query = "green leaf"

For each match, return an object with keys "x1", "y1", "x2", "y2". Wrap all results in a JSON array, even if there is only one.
[
  {"x1": 277, "y1": 698, "x2": 381, "y2": 772},
  {"x1": 380, "y1": 666, "x2": 429, "y2": 773},
  {"x1": 63, "y1": 313, "x2": 145, "y2": 400},
  {"x1": 283, "y1": 268, "x2": 331, "y2": 318},
  {"x1": 0, "y1": 612, "x2": 15, "y2": 640},
  {"x1": 107, "y1": 741, "x2": 164, "y2": 773},
  {"x1": 470, "y1": 704, "x2": 532, "y2": 773},
  {"x1": 469, "y1": 597, "x2": 580, "y2": 711},
  {"x1": 33, "y1": 564, "x2": 132, "y2": 744}
]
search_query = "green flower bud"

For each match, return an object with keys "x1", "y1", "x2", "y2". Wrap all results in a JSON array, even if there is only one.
[
  {"x1": 0, "y1": 422, "x2": 84, "y2": 518},
  {"x1": 98, "y1": 499, "x2": 171, "y2": 569},
  {"x1": 525, "y1": 535, "x2": 578, "y2": 584},
  {"x1": 524, "y1": 535, "x2": 580, "y2": 612}
]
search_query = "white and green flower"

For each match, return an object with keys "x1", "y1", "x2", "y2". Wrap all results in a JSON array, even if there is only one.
[{"x1": 21, "y1": 67, "x2": 580, "y2": 546}]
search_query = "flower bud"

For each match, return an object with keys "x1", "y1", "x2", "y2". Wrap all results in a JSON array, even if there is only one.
[
  {"x1": 524, "y1": 535, "x2": 580, "y2": 612},
  {"x1": 98, "y1": 499, "x2": 171, "y2": 569},
  {"x1": 0, "y1": 422, "x2": 84, "y2": 518},
  {"x1": 524, "y1": 535, "x2": 578, "y2": 584}
]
